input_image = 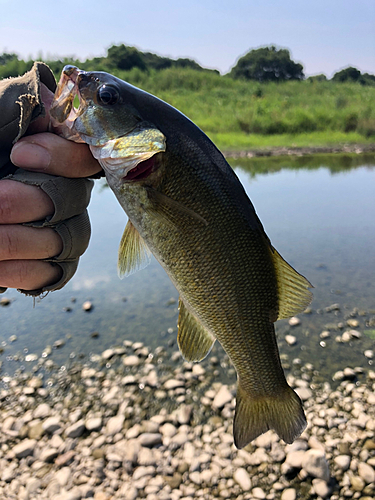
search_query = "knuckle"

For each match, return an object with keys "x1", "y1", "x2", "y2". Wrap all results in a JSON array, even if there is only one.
[
  {"x1": 0, "y1": 226, "x2": 17, "y2": 260},
  {"x1": 0, "y1": 190, "x2": 15, "y2": 222}
]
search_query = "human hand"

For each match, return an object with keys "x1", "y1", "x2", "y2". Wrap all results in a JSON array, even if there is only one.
[{"x1": 0, "y1": 81, "x2": 101, "y2": 293}]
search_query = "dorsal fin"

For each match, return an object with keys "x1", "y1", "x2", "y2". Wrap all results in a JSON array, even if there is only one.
[
  {"x1": 177, "y1": 299, "x2": 216, "y2": 362},
  {"x1": 117, "y1": 220, "x2": 151, "y2": 278},
  {"x1": 270, "y1": 248, "x2": 313, "y2": 320}
]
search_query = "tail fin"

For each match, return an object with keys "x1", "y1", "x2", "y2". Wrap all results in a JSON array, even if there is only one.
[{"x1": 233, "y1": 383, "x2": 307, "y2": 449}]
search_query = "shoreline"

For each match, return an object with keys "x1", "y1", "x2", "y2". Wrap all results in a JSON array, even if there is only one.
[{"x1": 222, "y1": 143, "x2": 375, "y2": 159}]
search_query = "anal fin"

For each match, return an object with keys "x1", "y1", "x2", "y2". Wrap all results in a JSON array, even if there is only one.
[
  {"x1": 177, "y1": 299, "x2": 215, "y2": 362},
  {"x1": 118, "y1": 220, "x2": 151, "y2": 278},
  {"x1": 270, "y1": 248, "x2": 313, "y2": 320}
]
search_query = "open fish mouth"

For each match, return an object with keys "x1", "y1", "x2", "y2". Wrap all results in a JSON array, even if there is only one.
[{"x1": 49, "y1": 65, "x2": 86, "y2": 141}]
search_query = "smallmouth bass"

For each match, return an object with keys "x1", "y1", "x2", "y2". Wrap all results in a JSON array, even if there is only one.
[{"x1": 50, "y1": 66, "x2": 313, "y2": 448}]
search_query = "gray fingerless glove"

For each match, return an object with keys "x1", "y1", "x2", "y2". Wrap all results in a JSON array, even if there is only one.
[
  {"x1": 0, "y1": 62, "x2": 94, "y2": 296},
  {"x1": 5, "y1": 169, "x2": 93, "y2": 296},
  {"x1": 0, "y1": 61, "x2": 56, "y2": 178}
]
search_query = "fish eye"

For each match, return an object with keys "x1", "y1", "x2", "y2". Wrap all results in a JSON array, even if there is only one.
[{"x1": 97, "y1": 85, "x2": 119, "y2": 105}]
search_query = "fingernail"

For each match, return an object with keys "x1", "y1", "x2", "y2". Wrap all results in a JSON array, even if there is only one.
[{"x1": 11, "y1": 141, "x2": 51, "y2": 170}]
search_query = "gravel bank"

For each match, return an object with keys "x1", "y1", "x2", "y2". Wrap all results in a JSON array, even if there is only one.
[{"x1": 0, "y1": 340, "x2": 374, "y2": 500}]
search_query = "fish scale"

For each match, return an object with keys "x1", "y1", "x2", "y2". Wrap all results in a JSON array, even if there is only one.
[{"x1": 50, "y1": 65, "x2": 313, "y2": 448}]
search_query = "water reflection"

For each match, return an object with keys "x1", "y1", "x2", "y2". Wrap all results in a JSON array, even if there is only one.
[{"x1": 1, "y1": 154, "x2": 375, "y2": 377}]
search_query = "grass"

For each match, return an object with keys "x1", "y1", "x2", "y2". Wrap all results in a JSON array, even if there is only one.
[
  {"x1": 110, "y1": 68, "x2": 375, "y2": 151},
  {"x1": 207, "y1": 131, "x2": 373, "y2": 151}
]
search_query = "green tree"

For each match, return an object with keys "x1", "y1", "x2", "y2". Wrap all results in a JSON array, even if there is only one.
[
  {"x1": 0, "y1": 52, "x2": 18, "y2": 66},
  {"x1": 107, "y1": 44, "x2": 147, "y2": 71},
  {"x1": 230, "y1": 46, "x2": 304, "y2": 82},
  {"x1": 332, "y1": 66, "x2": 361, "y2": 82}
]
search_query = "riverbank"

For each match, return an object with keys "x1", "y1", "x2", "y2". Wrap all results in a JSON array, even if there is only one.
[
  {"x1": 0, "y1": 337, "x2": 374, "y2": 500},
  {"x1": 223, "y1": 143, "x2": 375, "y2": 159}
]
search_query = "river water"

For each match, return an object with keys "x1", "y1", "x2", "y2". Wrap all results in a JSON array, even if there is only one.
[{"x1": 1, "y1": 153, "x2": 375, "y2": 381}]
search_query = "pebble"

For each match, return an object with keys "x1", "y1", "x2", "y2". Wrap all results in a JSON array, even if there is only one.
[
  {"x1": 285, "y1": 335, "x2": 297, "y2": 346},
  {"x1": 301, "y1": 449, "x2": 330, "y2": 481},
  {"x1": 82, "y1": 301, "x2": 93, "y2": 311},
  {"x1": 123, "y1": 355, "x2": 141, "y2": 366},
  {"x1": 106, "y1": 414, "x2": 125, "y2": 435},
  {"x1": 65, "y1": 419, "x2": 86, "y2": 438},
  {"x1": 334, "y1": 455, "x2": 351, "y2": 471},
  {"x1": 233, "y1": 468, "x2": 252, "y2": 491},
  {"x1": 280, "y1": 488, "x2": 296, "y2": 500},
  {"x1": 212, "y1": 385, "x2": 233, "y2": 409},
  {"x1": 288, "y1": 317, "x2": 301, "y2": 326},
  {"x1": 312, "y1": 478, "x2": 331, "y2": 498},
  {"x1": 12, "y1": 439, "x2": 36, "y2": 459},
  {"x1": 42, "y1": 416, "x2": 61, "y2": 434},
  {"x1": 138, "y1": 433, "x2": 163, "y2": 447},
  {"x1": 357, "y1": 461, "x2": 375, "y2": 483},
  {"x1": 0, "y1": 336, "x2": 374, "y2": 500}
]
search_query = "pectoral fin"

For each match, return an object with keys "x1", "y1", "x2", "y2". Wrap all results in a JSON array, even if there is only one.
[
  {"x1": 271, "y1": 248, "x2": 313, "y2": 320},
  {"x1": 146, "y1": 187, "x2": 208, "y2": 229},
  {"x1": 177, "y1": 299, "x2": 215, "y2": 362},
  {"x1": 118, "y1": 220, "x2": 151, "y2": 278}
]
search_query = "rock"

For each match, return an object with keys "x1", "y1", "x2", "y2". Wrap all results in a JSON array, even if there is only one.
[
  {"x1": 301, "y1": 449, "x2": 330, "y2": 481},
  {"x1": 28, "y1": 421, "x2": 44, "y2": 439},
  {"x1": 177, "y1": 404, "x2": 193, "y2": 425},
  {"x1": 350, "y1": 475, "x2": 365, "y2": 492},
  {"x1": 163, "y1": 379, "x2": 184, "y2": 390},
  {"x1": 123, "y1": 355, "x2": 140, "y2": 366},
  {"x1": 312, "y1": 478, "x2": 331, "y2": 498},
  {"x1": 364, "y1": 350, "x2": 374, "y2": 359},
  {"x1": 40, "y1": 447, "x2": 59, "y2": 463},
  {"x1": 233, "y1": 468, "x2": 252, "y2": 491},
  {"x1": 138, "y1": 433, "x2": 162, "y2": 447},
  {"x1": 26, "y1": 477, "x2": 41, "y2": 493},
  {"x1": 12, "y1": 439, "x2": 36, "y2": 458},
  {"x1": 285, "y1": 335, "x2": 297, "y2": 346},
  {"x1": 33, "y1": 403, "x2": 51, "y2": 419},
  {"x1": 160, "y1": 423, "x2": 177, "y2": 437},
  {"x1": 295, "y1": 386, "x2": 312, "y2": 401},
  {"x1": 288, "y1": 317, "x2": 301, "y2": 326},
  {"x1": 212, "y1": 385, "x2": 233, "y2": 409},
  {"x1": 133, "y1": 465, "x2": 155, "y2": 480},
  {"x1": 42, "y1": 417, "x2": 61, "y2": 434},
  {"x1": 334, "y1": 455, "x2": 351, "y2": 471},
  {"x1": 285, "y1": 450, "x2": 305, "y2": 469},
  {"x1": 101, "y1": 349, "x2": 115, "y2": 360},
  {"x1": 358, "y1": 462, "x2": 375, "y2": 483},
  {"x1": 82, "y1": 300, "x2": 93, "y2": 311},
  {"x1": 55, "y1": 450, "x2": 75, "y2": 467},
  {"x1": 1, "y1": 466, "x2": 16, "y2": 482},
  {"x1": 65, "y1": 419, "x2": 85, "y2": 438},
  {"x1": 85, "y1": 417, "x2": 102, "y2": 432},
  {"x1": 106, "y1": 414, "x2": 125, "y2": 435},
  {"x1": 252, "y1": 487, "x2": 266, "y2": 499},
  {"x1": 281, "y1": 488, "x2": 296, "y2": 500},
  {"x1": 54, "y1": 467, "x2": 72, "y2": 486}
]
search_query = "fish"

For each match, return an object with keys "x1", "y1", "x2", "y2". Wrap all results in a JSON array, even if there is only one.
[{"x1": 50, "y1": 66, "x2": 313, "y2": 448}]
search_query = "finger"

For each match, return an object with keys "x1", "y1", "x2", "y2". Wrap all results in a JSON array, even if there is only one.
[
  {"x1": 10, "y1": 133, "x2": 102, "y2": 178},
  {"x1": 0, "y1": 179, "x2": 54, "y2": 224},
  {"x1": 0, "y1": 260, "x2": 62, "y2": 291},
  {"x1": 0, "y1": 225, "x2": 63, "y2": 261}
]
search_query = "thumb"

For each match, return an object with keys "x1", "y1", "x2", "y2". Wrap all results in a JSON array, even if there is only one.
[{"x1": 10, "y1": 132, "x2": 102, "y2": 178}]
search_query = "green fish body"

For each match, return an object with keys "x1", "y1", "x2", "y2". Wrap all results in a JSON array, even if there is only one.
[{"x1": 50, "y1": 67, "x2": 312, "y2": 448}]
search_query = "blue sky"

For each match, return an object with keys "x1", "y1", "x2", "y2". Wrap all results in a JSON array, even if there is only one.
[{"x1": 1, "y1": 0, "x2": 374, "y2": 77}]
